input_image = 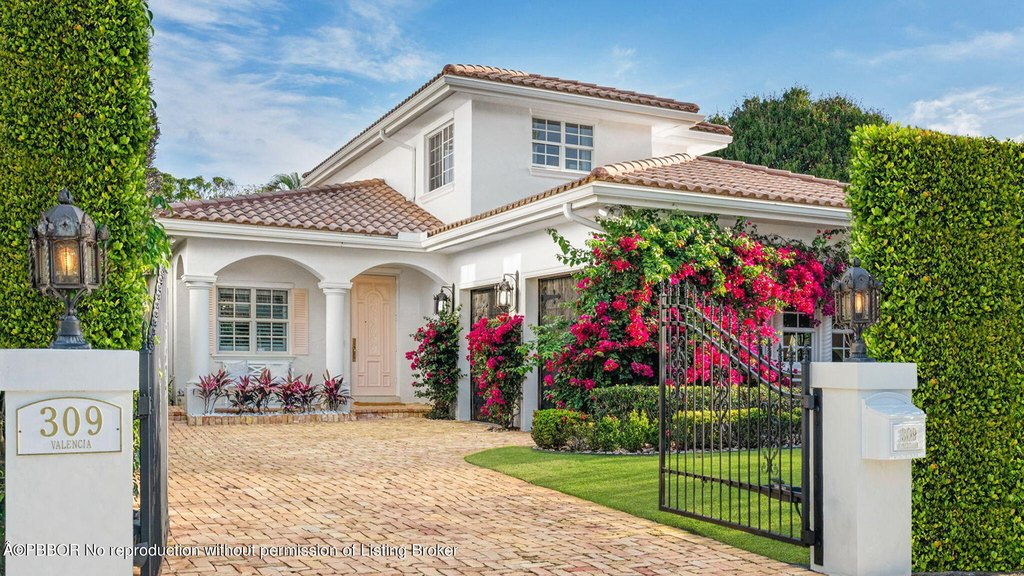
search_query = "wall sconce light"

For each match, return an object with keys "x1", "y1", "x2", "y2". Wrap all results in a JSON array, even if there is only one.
[
  {"x1": 495, "y1": 271, "x2": 519, "y2": 313},
  {"x1": 433, "y1": 283, "x2": 455, "y2": 316}
]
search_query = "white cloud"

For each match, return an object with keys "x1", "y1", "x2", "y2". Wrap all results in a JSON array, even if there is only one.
[
  {"x1": 150, "y1": 0, "x2": 282, "y2": 31},
  {"x1": 908, "y1": 87, "x2": 1024, "y2": 138},
  {"x1": 610, "y1": 46, "x2": 637, "y2": 79},
  {"x1": 865, "y1": 28, "x2": 1024, "y2": 65},
  {"x1": 150, "y1": 1, "x2": 436, "y2": 185},
  {"x1": 277, "y1": 1, "x2": 437, "y2": 82}
]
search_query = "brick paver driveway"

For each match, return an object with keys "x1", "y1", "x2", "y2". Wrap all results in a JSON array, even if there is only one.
[{"x1": 165, "y1": 418, "x2": 812, "y2": 575}]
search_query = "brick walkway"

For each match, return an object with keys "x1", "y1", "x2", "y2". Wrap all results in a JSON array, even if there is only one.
[{"x1": 164, "y1": 418, "x2": 812, "y2": 575}]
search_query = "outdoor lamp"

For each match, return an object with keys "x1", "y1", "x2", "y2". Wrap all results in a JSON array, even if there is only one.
[
  {"x1": 433, "y1": 283, "x2": 455, "y2": 315},
  {"x1": 495, "y1": 271, "x2": 519, "y2": 313},
  {"x1": 29, "y1": 189, "x2": 109, "y2": 349},
  {"x1": 833, "y1": 257, "x2": 881, "y2": 362}
]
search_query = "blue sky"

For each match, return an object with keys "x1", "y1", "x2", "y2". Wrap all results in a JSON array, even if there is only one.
[{"x1": 150, "y1": 0, "x2": 1024, "y2": 186}]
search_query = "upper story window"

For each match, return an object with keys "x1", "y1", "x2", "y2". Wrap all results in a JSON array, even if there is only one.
[
  {"x1": 427, "y1": 124, "x2": 454, "y2": 191},
  {"x1": 532, "y1": 118, "x2": 594, "y2": 172},
  {"x1": 217, "y1": 287, "x2": 289, "y2": 353}
]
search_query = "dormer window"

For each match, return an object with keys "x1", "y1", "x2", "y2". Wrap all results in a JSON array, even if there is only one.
[
  {"x1": 532, "y1": 118, "x2": 593, "y2": 172},
  {"x1": 428, "y1": 123, "x2": 454, "y2": 191}
]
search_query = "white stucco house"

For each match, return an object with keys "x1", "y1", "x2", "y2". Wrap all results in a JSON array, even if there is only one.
[{"x1": 159, "y1": 64, "x2": 851, "y2": 427}]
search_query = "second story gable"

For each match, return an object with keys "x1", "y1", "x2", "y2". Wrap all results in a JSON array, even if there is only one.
[{"x1": 302, "y1": 65, "x2": 733, "y2": 224}]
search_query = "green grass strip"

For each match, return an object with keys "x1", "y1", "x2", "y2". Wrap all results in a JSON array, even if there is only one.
[{"x1": 465, "y1": 446, "x2": 808, "y2": 565}]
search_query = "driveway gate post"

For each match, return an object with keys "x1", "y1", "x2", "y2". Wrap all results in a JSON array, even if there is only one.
[
  {"x1": 809, "y1": 362, "x2": 925, "y2": 576},
  {"x1": 0, "y1": 349, "x2": 138, "y2": 576}
]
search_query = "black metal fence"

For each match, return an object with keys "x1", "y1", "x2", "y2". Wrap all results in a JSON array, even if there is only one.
[
  {"x1": 136, "y1": 268, "x2": 168, "y2": 575},
  {"x1": 658, "y1": 281, "x2": 821, "y2": 555}
]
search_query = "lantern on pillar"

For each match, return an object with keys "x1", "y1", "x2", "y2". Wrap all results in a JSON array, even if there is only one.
[
  {"x1": 29, "y1": 190, "x2": 109, "y2": 349},
  {"x1": 832, "y1": 257, "x2": 882, "y2": 362}
]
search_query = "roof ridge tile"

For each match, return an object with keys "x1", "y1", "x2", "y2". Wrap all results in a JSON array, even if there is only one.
[{"x1": 592, "y1": 153, "x2": 694, "y2": 178}]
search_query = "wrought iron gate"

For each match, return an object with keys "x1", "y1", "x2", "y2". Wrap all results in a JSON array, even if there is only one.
[
  {"x1": 136, "y1": 268, "x2": 168, "y2": 575},
  {"x1": 469, "y1": 287, "x2": 499, "y2": 422},
  {"x1": 658, "y1": 282, "x2": 822, "y2": 559}
]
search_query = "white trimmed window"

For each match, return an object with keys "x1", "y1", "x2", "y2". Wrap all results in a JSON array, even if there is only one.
[
  {"x1": 217, "y1": 288, "x2": 289, "y2": 353},
  {"x1": 427, "y1": 124, "x2": 454, "y2": 191},
  {"x1": 780, "y1": 311, "x2": 814, "y2": 363},
  {"x1": 532, "y1": 118, "x2": 594, "y2": 171},
  {"x1": 831, "y1": 327, "x2": 853, "y2": 362}
]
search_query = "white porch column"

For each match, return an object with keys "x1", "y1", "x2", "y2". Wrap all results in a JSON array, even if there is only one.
[
  {"x1": 319, "y1": 282, "x2": 352, "y2": 383},
  {"x1": 183, "y1": 275, "x2": 216, "y2": 415}
]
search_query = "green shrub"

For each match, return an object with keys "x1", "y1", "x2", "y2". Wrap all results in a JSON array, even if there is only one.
[
  {"x1": 618, "y1": 410, "x2": 656, "y2": 452},
  {"x1": 849, "y1": 125, "x2": 1024, "y2": 571},
  {"x1": 591, "y1": 385, "x2": 659, "y2": 422},
  {"x1": 531, "y1": 409, "x2": 589, "y2": 449},
  {"x1": 670, "y1": 408, "x2": 800, "y2": 450},
  {"x1": 590, "y1": 416, "x2": 620, "y2": 452},
  {"x1": 0, "y1": 1, "x2": 155, "y2": 350}
]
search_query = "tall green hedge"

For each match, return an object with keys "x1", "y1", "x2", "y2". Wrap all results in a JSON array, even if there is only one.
[
  {"x1": 0, "y1": 1, "x2": 154, "y2": 349},
  {"x1": 848, "y1": 125, "x2": 1024, "y2": 571}
]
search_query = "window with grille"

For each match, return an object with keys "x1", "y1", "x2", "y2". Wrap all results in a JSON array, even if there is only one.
[
  {"x1": 427, "y1": 124, "x2": 454, "y2": 191},
  {"x1": 532, "y1": 118, "x2": 593, "y2": 172},
  {"x1": 217, "y1": 288, "x2": 289, "y2": 353},
  {"x1": 780, "y1": 311, "x2": 814, "y2": 364},
  {"x1": 831, "y1": 327, "x2": 853, "y2": 362}
]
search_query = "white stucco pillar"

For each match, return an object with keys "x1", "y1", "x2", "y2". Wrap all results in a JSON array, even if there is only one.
[
  {"x1": 183, "y1": 275, "x2": 216, "y2": 416},
  {"x1": 810, "y1": 362, "x2": 925, "y2": 576},
  {"x1": 0, "y1": 349, "x2": 137, "y2": 576},
  {"x1": 319, "y1": 282, "x2": 352, "y2": 383}
]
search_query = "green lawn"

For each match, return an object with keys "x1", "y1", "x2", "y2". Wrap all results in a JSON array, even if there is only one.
[{"x1": 465, "y1": 446, "x2": 808, "y2": 566}]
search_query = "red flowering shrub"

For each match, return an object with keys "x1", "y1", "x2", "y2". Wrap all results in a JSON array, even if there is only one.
[
  {"x1": 407, "y1": 308, "x2": 463, "y2": 419},
  {"x1": 466, "y1": 313, "x2": 530, "y2": 428},
  {"x1": 543, "y1": 208, "x2": 845, "y2": 411}
]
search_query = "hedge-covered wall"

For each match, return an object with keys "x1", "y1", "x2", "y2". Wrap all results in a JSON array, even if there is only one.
[
  {"x1": 0, "y1": 1, "x2": 154, "y2": 349},
  {"x1": 848, "y1": 125, "x2": 1024, "y2": 571}
]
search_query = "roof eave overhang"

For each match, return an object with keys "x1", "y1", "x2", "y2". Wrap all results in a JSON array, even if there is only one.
[
  {"x1": 590, "y1": 183, "x2": 851, "y2": 228},
  {"x1": 158, "y1": 218, "x2": 429, "y2": 252},
  {"x1": 444, "y1": 76, "x2": 706, "y2": 124},
  {"x1": 303, "y1": 78, "x2": 454, "y2": 186},
  {"x1": 425, "y1": 182, "x2": 851, "y2": 251}
]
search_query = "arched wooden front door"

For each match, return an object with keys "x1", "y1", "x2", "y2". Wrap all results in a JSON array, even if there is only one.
[{"x1": 351, "y1": 275, "x2": 396, "y2": 399}]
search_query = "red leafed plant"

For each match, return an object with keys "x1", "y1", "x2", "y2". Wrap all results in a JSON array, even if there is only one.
[
  {"x1": 321, "y1": 371, "x2": 352, "y2": 412},
  {"x1": 276, "y1": 373, "x2": 318, "y2": 413},
  {"x1": 229, "y1": 374, "x2": 258, "y2": 413},
  {"x1": 194, "y1": 368, "x2": 231, "y2": 415},
  {"x1": 252, "y1": 368, "x2": 279, "y2": 414},
  {"x1": 466, "y1": 313, "x2": 530, "y2": 429}
]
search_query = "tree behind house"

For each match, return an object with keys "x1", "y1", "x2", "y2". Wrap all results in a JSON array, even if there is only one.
[
  {"x1": 0, "y1": 1, "x2": 155, "y2": 349},
  {"x1": 709, "y1": 87, "x2": 888, "y2": 182}
]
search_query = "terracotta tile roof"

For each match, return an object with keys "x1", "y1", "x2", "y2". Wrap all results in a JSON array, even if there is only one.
[
  {"x1": 690, "y1": 121, "x2": 733, "y2": 135},
  {"x1": 305, "y1": 64, "x2": 702, "y2": 179},
  {"x1": 429, "y1": 155, "x2": 847, "y2": 236},
  {"x1": 443, "y1": 64, "x2": 700, "y2": 113},
  {"x1": 163, "y1": 179, "x2": 442, "y2": 237}
]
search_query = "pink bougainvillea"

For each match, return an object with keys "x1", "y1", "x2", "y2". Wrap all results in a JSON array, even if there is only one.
[
  {"x1": 539, "y1": 209, "x2": 846, "y2": 411},
  {"x1": 466, "y1": 313, "x2": 530, "y2": 428}
]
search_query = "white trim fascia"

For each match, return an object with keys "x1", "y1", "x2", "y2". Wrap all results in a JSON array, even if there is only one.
[
  {"x1": 590, "y1": 183, "x2": 851, "y2": 228},
  {"x1": 303, "y1": 80, "x2": 453, "y2": 186},
  {"x1": 422, "y1": 187, "x2": 596, "y2": 251},
  {"x1": 158, "y1": 218, "x2": 429, "y2": 252},
  {"x1": 445, "y1": 76, "x2": 706, "y2": 125}
]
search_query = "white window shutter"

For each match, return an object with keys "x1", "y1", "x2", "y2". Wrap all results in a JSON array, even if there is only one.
[
  {"x1": 292, "y1": 288, "x2": 309, "y2": 355},
  {"x1": 209, "y1": 287, "x2": 217, "y2": 353}
]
